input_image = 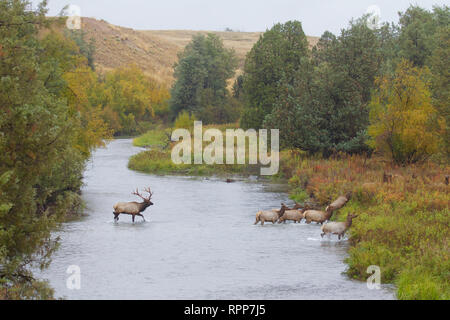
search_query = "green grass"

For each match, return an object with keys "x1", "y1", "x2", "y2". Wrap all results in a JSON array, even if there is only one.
[
  {"x1": 128, "y1": 149, "x2": 259, "y2": 176},
  {"x1": 129, "y1": 124, "x2": 264, "y2": 177},
  {"x1": 133, "y1": 128, "x2": 171, "y2": 148}
]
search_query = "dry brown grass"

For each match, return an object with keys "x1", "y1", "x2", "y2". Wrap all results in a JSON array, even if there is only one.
[
  {"x1": 280, "y1": 150, "x2": 449, "y2": 299},
  {"x1": 78, "y1": 18, "x2": 319, "y2": 85}
]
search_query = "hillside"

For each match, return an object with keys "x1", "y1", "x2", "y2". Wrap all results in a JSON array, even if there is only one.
[{"x1": 79, "y1": 18, "x2": 319, "y2": 84}]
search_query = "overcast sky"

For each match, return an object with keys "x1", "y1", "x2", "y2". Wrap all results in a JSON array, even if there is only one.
[{"x1": 31, "y1": 0, "x2": 448, "y2": 36}]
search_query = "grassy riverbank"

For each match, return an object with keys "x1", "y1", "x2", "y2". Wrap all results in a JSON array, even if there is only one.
[
  {"x1": 279, "y1": 150, "x2": 449, "y2": 300},
  {"x1": 129, "y1": 149, "x2": 259, "y2": 176},
  {"x1": 133, "y1": 128, "x2": 172, "y2": 149},
  {"x1": 129, "y1": 128, "x2": 449, "y2": 300},
  {"x1": 129, "y1": 125, "x2": 260, "y2": 176}
]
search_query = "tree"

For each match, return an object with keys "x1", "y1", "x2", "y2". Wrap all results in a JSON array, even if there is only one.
[
  {"x1": 265, "y1": 19, "x2": 383, "y2": 155},
  {"x1": 0, "y1": 0, "x2": 111, "y2": 298},
  {"x1": 0, "y1": 0, "x2": 75, "y2": 298},
  {"x1": 240, "y1": 21, "x2": 309, "y2": 129},
  {"x1": 64, "y1": 29, "x2": 96, "y2": 70},
  {"x1": 429, "y1": 26, "x2": 450, "y2": 158},
  {"x1": 102, "y1": 64, "x2": 169, "y2": 135},
  {"x1": 169, "y1": 34, "x2": 238, "y2": 124},
  {"x1": 397, "y1": 5, "x2": 449, "y2": 68},
  {"x1": 368, "y1": 60, "x2": 439, "y2": 164}
]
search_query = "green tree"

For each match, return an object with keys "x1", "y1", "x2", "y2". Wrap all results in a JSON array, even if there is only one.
[
  {"x1": 398, "y1": 5, "x2": 449, "y2": 68},
  {"x1": 0, "y1": 0, "x2": 110, "y2": 299},
  {"x1": 170, "y1": 34, "x2": 237, "y2": 124},
  {"x1": 240, "y1": 21, "x2": 309, "y2": 129},
  {"x1": 265, "y1": 19, "x2": 383, "y2": 155},
  {"x1": 64, "y1": 29, "x2": 96, "y2": 70},
  {"x1": 429, "y1": 26, "x2": 450, "y2": 158},
  {"x1": 0, "y1": 0, "x2": 74, "y2": 298}
]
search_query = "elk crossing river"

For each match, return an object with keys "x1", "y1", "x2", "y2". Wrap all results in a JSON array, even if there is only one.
[{"x1": 38, "y1": 139, "x2": 395, "y2": 299}]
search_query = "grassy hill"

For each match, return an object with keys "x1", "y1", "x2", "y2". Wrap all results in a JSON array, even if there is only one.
[{"x1": 79, "y1": 17, "x2": 319, "y2": 84}]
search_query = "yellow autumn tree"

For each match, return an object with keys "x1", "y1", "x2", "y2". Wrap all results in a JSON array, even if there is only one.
[
  {"x1": 63, "y1": 66, "x2": 112, "y2": 155},
  {"x1": 368, "y1": 60, "x2": 440, "y2": 164},
  {"x1": 103, "y1": 64, "x2": 170, "y2": 134}
]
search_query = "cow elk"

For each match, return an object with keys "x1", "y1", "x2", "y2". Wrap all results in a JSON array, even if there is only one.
[
  {"x1": 113, "y1": 187, "x2": 154, "y2": 223},
  {"x1": 278, "y1": 207, "x2": 305, "y2": 224},
  {"x1": 326, "y1": 194, "x2": 351, "y2": 213},
  {"x1": 321, "y1": 213, "x2": 358, "y2": 240},
  {"x1": 304, "y1": 206, "x2": 334, "y2": 225},
  {"x1": 255, "y1": 204, "x2": 288, "y2": 226}
]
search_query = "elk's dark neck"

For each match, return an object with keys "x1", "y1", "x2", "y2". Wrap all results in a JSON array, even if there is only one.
[{"x1": 139, "y1": 202, "x2": 150, "y2": 212}]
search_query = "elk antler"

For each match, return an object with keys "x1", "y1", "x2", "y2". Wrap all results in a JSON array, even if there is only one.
[
  {"x1": 143, "y1": 187, "x2": 153, "y2": 200},
  {"x1": 132, "y1": 187, "x2": 153, "y2": 201},
  {"x1": 132, "y1": 188, "x2": 146, "y2": 201}
]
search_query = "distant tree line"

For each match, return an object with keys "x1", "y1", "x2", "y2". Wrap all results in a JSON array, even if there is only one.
[
  {"x1": 170, "y1": 6, "x2": 448, "y2": 164},
  {"x1": 241, "y1": 6, "x2": 448, "y2": 162}
]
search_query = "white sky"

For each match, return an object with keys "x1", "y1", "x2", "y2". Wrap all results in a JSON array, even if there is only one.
[{"x1": 31, "y1": 0, "x2": 448, "y2": 36}]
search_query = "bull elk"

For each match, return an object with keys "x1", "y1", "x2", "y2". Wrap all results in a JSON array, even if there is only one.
[{"x1": 113, "y1": 187, "x2": 154, "y2": 223}]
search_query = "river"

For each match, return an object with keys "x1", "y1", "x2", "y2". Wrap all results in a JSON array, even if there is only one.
[{"x1": 38, "y1": 139, "x2": 395, "y2": 300}]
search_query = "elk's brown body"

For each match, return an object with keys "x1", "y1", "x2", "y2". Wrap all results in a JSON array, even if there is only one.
[
  {"x1": 278, "y1": 209, "x2": 305, "y2": 224},
  {"x1": 255, "y1": 204, "x2": 288, "y2": 226},
  {"x1": 113, "y1": 187, "x2": 154, "y2": 223},
  {"x1": 304, "y1": 207, "x2": 334, "y2": 225},
  {"x1": 326, "y1": 194, "x2": 351, "y2": 213},
  {"x1": 321, "y1": 214, "x2": 358, "y2": 240}
]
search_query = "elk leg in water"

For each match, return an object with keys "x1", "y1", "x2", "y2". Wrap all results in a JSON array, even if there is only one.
[
  {"x1": 132, "y1": 215, "x2": 135, "y2": 223},
  {"x1": 137, "y1": 214, "x2": 146, "y2": 222}
]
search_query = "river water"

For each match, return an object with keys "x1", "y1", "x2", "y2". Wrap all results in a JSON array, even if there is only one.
[{"x1": 38, "y1": 139, "x2": 395, "y2": 300}]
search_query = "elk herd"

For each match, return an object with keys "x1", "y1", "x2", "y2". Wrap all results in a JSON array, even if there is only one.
[
  {"x1": 114, "y1": 186, "x2": 355, "y2": 240},
  {"x1": 255, "y1": 192, "x2": 356, "y2": 240}
]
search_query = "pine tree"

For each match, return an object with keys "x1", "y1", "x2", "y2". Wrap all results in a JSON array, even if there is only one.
[
  {"x1": 240, "y1": 21, "x2": 309, "y2": 129},
  {"x1": 169, "y1": 34, "x2": 237, "y2": 124}
]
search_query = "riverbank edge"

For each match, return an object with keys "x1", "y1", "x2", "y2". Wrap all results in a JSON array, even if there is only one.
[{"x1": 127, "y1": 131, "x2": 449, "y2": 300}]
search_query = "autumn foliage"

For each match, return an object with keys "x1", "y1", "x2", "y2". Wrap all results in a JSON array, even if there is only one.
[{"x1": 368, "y1": 60, "x2": 441, "y2": 164}]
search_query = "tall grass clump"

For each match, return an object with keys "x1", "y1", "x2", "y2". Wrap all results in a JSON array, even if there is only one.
[{"x1": 133, "y1": 128, "x2": 171, "y2": 148}]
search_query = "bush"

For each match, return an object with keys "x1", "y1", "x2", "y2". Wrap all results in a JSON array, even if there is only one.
[{"x1": 174, "y1": 111, "x2": 196, "y2": 131}]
